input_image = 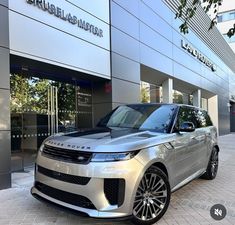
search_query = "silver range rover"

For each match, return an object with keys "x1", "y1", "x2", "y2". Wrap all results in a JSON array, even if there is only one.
[{"x1": 31, "y1": 103, "x2": 219, "y2": 225}]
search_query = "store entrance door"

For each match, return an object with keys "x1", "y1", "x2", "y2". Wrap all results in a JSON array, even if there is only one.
[{"x1": 10, "y1": 74, "x2": 84, "y2": 170}]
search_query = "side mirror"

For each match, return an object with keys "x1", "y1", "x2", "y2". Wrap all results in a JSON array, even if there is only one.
[{"x1": 179, "y1": 122, "x2": 195, "y2": 132}]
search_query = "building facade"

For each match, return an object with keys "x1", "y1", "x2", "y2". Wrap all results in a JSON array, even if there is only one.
[
  {"x1": 0, "y1": 0, "x2": 235, "y2": 189},
  {"x1": 217, "y1": 0, "x2": 235, "y2": 53},
  {"x1": 216, "y1": 0, "x2": 235, "y2": 134},
  {"x1": 110, "y1": 0, "x2": 235, "y2": 133}
]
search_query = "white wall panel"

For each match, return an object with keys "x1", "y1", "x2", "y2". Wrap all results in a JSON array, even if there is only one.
[
  {"x1": 66, "y1": 0, "x2": 110, "y2": 23},
  {"x1": 111, "y1": 2, "x2": 139, "y2": 40},
  {"x1": 140, "y1": 22, "x2": 173, "y2": 59},
  {"x1": 140, "y1": 43, "x2": 173, "y2": 76},
  {"x1": 9, "y1": 11, "x2": 110, "y2": 78},
  {"x1": 9, "y1": 0, "x2": 110, "y2": 49},
  {"x1": 9, "y1": 0, "x2": 110, "y2": 78}
]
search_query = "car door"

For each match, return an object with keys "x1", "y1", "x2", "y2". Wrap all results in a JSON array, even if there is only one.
[
  {"x1": 192, "y1": 109, "x2": 209, "y2": 171},
  {"x1": 195, "y1": 110, "x2": 214, "y2": 170},
  {"x1": 172, "y1": 106, "x2": 201, "y2": 187}
]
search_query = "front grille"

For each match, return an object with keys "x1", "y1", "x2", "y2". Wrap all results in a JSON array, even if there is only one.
[
  {"x1": 104, "y1": 179, "x2": 125, "y2": 207},
  {"x1": 42, "y1": 144, "x2": 92, "y2": 164},
  {"x1": 38, "y1": 165, "x2": 91, "y2": 185},
  {"x1": 35, "y1": 182, "x2": 96, "y2": 209}
]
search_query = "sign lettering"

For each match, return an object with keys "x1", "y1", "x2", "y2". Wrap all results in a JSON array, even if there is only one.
[
  {"x1": 181, "y1": 39, "x2": 216, "y2": 72},
  {"x1": 26, "y1": 0, "x2": 103, "y2": 38}
]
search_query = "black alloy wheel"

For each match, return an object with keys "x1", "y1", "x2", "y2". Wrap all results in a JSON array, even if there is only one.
[{"x1": 201, "y1": 147, "x2": 219, "y2": 180}]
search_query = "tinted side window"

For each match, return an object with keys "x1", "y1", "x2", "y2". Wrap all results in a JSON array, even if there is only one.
[
  {"x1": 205, "y1": 111, "x2": 213, "y2": 126},
  {"x1": 177, "y1": 107, "x2": 199, "y2": 128},
  {"x1": 196, "y1": 110, "x2": 206, "y2": 128},
  {"x1": 196, "y1": 110, "x2": 213, "y2": 127}
]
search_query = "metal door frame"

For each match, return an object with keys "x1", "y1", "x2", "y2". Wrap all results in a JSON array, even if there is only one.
[{"x1": 48, "y1": 86, "x2": 58, "y2": 135}]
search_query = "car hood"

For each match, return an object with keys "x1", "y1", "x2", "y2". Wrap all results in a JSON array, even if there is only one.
[{"x1": 44, "y1": 128, "x2": 175, "y2": 152}]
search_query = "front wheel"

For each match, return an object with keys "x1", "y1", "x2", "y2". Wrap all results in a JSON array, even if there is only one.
[
  {"x1": 201, "y1": 147, "x2": 219, "y2": 180},
  {"x1": 131, "y1": 167, "x2": 171, "y2": 225}
]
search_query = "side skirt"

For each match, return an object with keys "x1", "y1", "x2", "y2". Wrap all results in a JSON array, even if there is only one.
[{"x1": 171, "y1": 169, "x2": 206, "y2": 193}]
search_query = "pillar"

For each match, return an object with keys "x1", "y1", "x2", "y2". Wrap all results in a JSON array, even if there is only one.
[
  {"x1": 193, "y1": 89, "x2": 201, "y2": 108},
  {"x1": 0, "y1": 1, "x2": 11, "y2": 189},
  {"x1": 208, "y1": 95, "x2": 219, "y2": 135},
  {"x1": 162, "y1": 78, "x2": 173, "y2": 103}
]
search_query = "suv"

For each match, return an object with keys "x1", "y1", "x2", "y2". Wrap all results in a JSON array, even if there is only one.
[{"x1": 31, "y1": 104, "x2": 219, "y2": 225}]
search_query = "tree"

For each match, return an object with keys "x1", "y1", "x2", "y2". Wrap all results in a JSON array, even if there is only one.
[
  {"x1": 10, "y1": 74, "x2": 31, "y2": 112},
  {"x1": 140, "y1": 82, "x2": 150, "y2": 103},
  {"x1": 176, "y1": 0, "x2": 235, "y2": 37}
]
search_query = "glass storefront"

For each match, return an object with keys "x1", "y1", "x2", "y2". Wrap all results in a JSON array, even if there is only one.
[
  {"x1": 173, "y1": 90, "x2": 193, "y2": 105},
  {"x1": 201, "y1": 98, "x2": 208, "y2": 111},
  {"x1": 10, "y1": 72, "x2": 92, "y2": 170},
  {"x1": 140, "y1": 80, "x2": 212, "y2": 116},
  {"x1": 140, "y1": 81, "x2": 162, "y2": 103}
]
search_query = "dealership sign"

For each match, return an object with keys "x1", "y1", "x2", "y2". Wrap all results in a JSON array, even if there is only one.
[
  {"x1": 26, "y1": 0, "x2": 103, "y2": 38},
  {"x1": 181, "y1": 40, "x2": 216, "y2": 72}
]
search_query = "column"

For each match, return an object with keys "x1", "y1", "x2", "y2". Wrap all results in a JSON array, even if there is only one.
[
  {"x1": 193, "y1": 89, "x2": 201, "y2": 107},
  {"x1": 208, "y1": 95, "x2": 219, "y2": 135},
  {"x1": 162, "y1": 78, "x2": 173, "y2": 103},
  {"x1": 0, "y1": 1, "x2": 11, "y2": 189}
]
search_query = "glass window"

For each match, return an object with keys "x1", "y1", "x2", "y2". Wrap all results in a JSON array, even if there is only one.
[
  {"x1": 97, "y1": 104, "x2": 177, "y2": 133},
  {"x1": 10, "y1": 72, "x2": 93, "y2": 169},
  {"x1": 140, "y1": 81, "x2": 162, "y2": 103},
  {"x1": 173, "y1": 90, "x2": 193, "y2": 105},
  {"x1": 196, "y1": 110, "x2": 207, "y2": 127},
  {"x1": 177, "y1": 106, "x2": 199, "y2": 128},
  {"x1": 140, "y1": 81, "x2": 150, "y2": 103},
  {"x1": 229, "y1": 35, "x2": 235, "y2": 43},
  {"x1": 205, "y1": 111, "x2": 213, "y2": 127},
  {"x1": 195, "y1": 110, "x2": 213, "y2": 128},
  {"x1": 175, "y1": 107, "x2": 212, "y2": 130},
  {"x1": 229, "y1": 12, "x2": 235, "y2": 20},
  {"x1": 231, "y1": 35, "x2": 235, "y2": 43},
  {"x1": 201, "y1": 98, "x2": 208, "y2": 111},
  {"x1": 217, "y1": 15, "x2": 223, "y2": 22},
  {"x1": 217, "y1": 10, "x2": 235, "y2": 22}
]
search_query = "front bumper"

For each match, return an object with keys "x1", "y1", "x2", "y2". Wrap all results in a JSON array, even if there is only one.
[{"x1": 31, "y1": 152, "x2": 144, "y2": 218}]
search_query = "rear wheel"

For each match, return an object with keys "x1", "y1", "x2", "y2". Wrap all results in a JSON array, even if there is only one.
[
  {"x1": 201, "y1": 147, "x2": 219, "y2": 180},
  {"x1": 131, "y1": 167, "x2": 171, "y2": 225}
]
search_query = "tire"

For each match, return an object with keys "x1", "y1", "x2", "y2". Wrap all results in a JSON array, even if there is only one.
[
  {"x1": 131, "y1": 167, "x2": 171, "y2": 225},
  {"x1": 201, "y1": 147, "x2": 219, "y2": 180}
]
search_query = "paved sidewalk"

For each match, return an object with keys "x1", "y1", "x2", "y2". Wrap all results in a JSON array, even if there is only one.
[{"x1": 0, "y1": 134, "x2": 235, "y2": 225}]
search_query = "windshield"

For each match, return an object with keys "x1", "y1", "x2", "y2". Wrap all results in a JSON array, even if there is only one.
[{"x1": 97, "y1": 104, "x2": 177, "y2": 133}]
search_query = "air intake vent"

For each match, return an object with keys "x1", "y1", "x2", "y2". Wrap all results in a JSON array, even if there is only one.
[
  {"x1": 38, "y1": 165, "x2": 91, "y2": 185},
  {"x1": 104, "y1": 179, "x2": 125, "y2": 207},
  {"x1": 35, "y1": 182, "x2": 96, "y2": 209}
]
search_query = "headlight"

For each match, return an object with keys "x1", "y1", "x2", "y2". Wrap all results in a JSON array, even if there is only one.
[{"x1": 91, "y1": 151, "x2": 139, "y2": 162}]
